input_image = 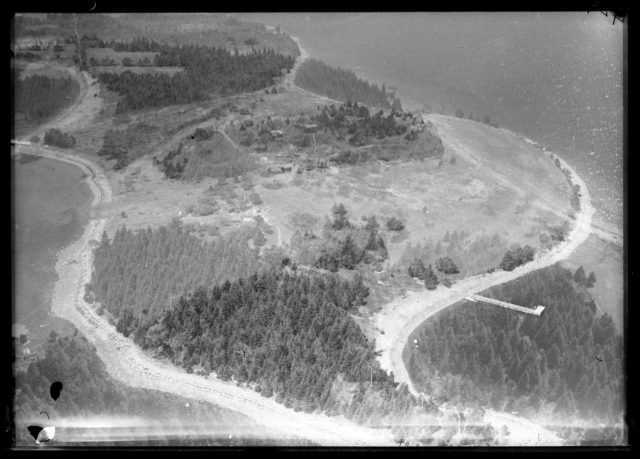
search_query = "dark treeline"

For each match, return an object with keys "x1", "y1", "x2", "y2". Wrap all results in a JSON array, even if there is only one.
[
  {"x1": 407, "y1": 264, "x2": 623, "y2": 423},
  {"x1": 43, "y1": 128, "x2": 76, "y2": 149},
  {"x1": 497, "y1": 244, "x2": 536, "y2": 271},
  {"x1": 97, "y1": 44, "x2": 295, "y2": 112},
  {"x1": 86, "y1": 220, "x2": 262, "y2": 325},
  {"x1": 13, "y1": 331, "x2": 309, "y2": 447},
  {"x1": 14, "y1": 74, "x2": 80, "y2": 122},
  {"x1": 295, "y1": 58, "x2": 402, "y2": 110}
]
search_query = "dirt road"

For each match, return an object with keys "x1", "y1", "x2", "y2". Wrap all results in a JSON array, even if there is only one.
[{"x1": 372, "y1": 122, "x2": 594, "y2": 445}]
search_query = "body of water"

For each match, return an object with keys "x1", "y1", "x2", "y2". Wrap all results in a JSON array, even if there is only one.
[{"x1": 12, "y1": 153, "x2": 93, "y2": 350}]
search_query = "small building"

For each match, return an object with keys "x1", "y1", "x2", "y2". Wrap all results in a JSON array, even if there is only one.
[
  {"x1": 270, "y1": 129, "x2": 284, "y2": 138},
  {"x1": 303, "y1": 124, "x2": 318, "y2": 133},
  {"x1": 240, "y1": 108, "x2": 251, "y2": 115}
]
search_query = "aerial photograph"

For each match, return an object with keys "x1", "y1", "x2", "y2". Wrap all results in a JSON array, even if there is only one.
[{"x1": 10, "y1": 12, "x2": 625, "y2": 447}]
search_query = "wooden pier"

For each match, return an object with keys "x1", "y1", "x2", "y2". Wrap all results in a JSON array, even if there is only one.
[{"x1": 467, "y1": 294, "x2": 545, "y2": 316}]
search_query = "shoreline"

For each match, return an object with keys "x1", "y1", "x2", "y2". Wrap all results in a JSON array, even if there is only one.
[{"x1": 14, "y1": 142, "x2": 395, "y2": 446}]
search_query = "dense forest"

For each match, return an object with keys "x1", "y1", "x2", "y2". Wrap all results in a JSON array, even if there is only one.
[
  {"x1": 14, "y1": 74, "x2": 80, "y2": 123},
  {"x1": 96, "y1": 44, "x2": 295, "y2": 112},
  {"x1": 406, "y1": 264, "x2": 624, "y2": 424},
  {"x1": 13, "y1": 331, "x2": 310, "y2": 447},
  {"x1": 129, "y1": 268, "x2": 434, "y2": 427},
  {"x1": 85, "y1": 220, "x2": 441, "y2": 435},
  {"x1": 86, "y1": 220, "x2": 263, "y2": 325},
  {"x1": 295, "y1": 58, "x2": 402, "y2": 110}
]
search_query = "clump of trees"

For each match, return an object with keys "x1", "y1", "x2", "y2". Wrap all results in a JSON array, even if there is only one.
[
  {"x1": 313, "y1": 205, "x2": 388, "y2": 272},
  {"x1": 43, "y1": 128, "x2": 76, "y2": 149},
  {"x1": 191, "y1": 127, "x2": 214, "y2": 141},
  {"x1": 86, "y1": 220, "x2": 263, "y2": 323},
  {"x1": 573, "y1": 265, "x2": 596, "y2": 288},
  {"x1": 435, "y1": 256, "x2": 459, "y2": 275},
  {"x1": 295, "y1": 58, "x2": 402, "y2": 110},
  {"x1": 408, "y1": 259, "x2": 440, "y2": 290},
  {"x1": 385, "y1": 217, "x2": 405, "y2": 232},
  {"x1": 312, "y1": 101, "x2": 407, "y2": 145},
  {"x1": 498, "y1": 245, "x2": 535, "y2": 271}
]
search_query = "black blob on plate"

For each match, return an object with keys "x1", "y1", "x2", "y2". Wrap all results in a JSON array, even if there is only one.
[
  {"x1": 50, "y1": 381, "x2": 63, "y2": 401},
  {"x1": 27, "y1": 425, "x2": 43, "y2": 441}
]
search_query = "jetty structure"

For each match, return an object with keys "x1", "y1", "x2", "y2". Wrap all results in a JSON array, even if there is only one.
[{"x1": 464, "y1": 294, "x2": 545, "y2": 316}]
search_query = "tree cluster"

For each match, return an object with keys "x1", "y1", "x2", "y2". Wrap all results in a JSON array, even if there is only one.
[
  {"x1": 87, "y1": 220, "x2": 262, "y2": 325},
  {"x1": 573, "y1": 266, "x2": 597, "y2": 288},
  {"x1": 295, "y1": 58, "x2": 401, "y2": 110},
  {"x1": 385, "y1": 217, "x2": 405, "y2": 232},
  {"x1": 407, "y1": 259, "x2": 439, "y2": 290},
  {"x1": 408, "y1": 264, "x2": 623, "y2": 422},
  {"x1": 312, "y1": 206, "x2": 388, "y2": 272},
  {"x1": 312, "y1": 101, "x2": 407, "y2": 145},
  {"x1": 498, "y1": 245, "x2": 536, "y2": 271},
  {"x1": 43, "y1": 128, "x2": 76, "y2": 149}
]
